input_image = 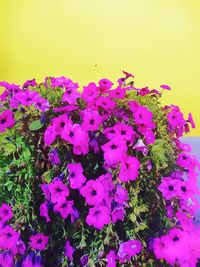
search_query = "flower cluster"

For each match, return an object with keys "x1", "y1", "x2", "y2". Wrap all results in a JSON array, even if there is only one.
[{"x1": 0, "y1": 72, "x2": 199, "y2": 266}]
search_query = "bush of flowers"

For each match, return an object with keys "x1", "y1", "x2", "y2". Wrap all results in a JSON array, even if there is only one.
[{"x1": 0, "y1": 71, "x2": 200, "y2": 267}]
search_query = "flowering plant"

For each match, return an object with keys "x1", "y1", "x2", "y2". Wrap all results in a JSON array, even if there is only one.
[{"x1": 0, "y1": 72, "x2": 199, "y2": 267}]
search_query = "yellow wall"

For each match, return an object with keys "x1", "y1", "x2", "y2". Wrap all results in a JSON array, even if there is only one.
[{"x1": 0, "y1": 0, "x2": 199, "y2": 135}]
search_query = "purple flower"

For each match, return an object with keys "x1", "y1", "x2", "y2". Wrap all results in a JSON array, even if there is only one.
[
  {"x1": 160, "y1": 84, "x2": 171, "y2": 90},
  {"x1": 48, "y1": 178, "x2": 69, "y2": 204},
  {"x1": 81, "y1": 109, "x2": 102, "y2": 131},
  {"x1": 0, "y1": 252, "x2": 14, "y2": 267},
  {"x1": 22, "y1": 79, "x2": 37, "y2": 88},
  {"x1": 86, "y1": 206, "x2": 110, "y2": 229},
  {"x1": 40, "y1": 201, "x2": 51, "y2": 222},
  {"x1": 98, "y1": 78, "x2": 113, "y2": 93},
  {"x1": 80, "y1": 180, "x2": 105, "y2": 206},
  {"x1": 0, "y1": 203, "x2": 13, "y2": 223},
  {"x1": 106, "y1": 250, "x2": 116, "y2": 267},
  {"x1": 29, "y1": 233, "x2": 49, "y2": 251},
  {"x1": 64, "y1": 240, "x2": 75, "y2": 260},
  {"x1": 0, "y1": 110, "x2": 15, "y2": 132},
  {"x1": 67, "y1": 162, "x2": 86, "y2": 189},
  {"x1": 54, "y1": 200, "x2": 74, "y2": 219},
  {"x1": 118, "y1": 240, "x2": 142, "y2": 262},
  {"x1": 48, "y1": 148, "x2": 61, "y2": 165}
]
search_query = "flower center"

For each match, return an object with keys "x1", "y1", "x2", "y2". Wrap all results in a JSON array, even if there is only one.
[
  {"x1": 121, "y1": 130, "x2": 126, "y2": 135},
  {"x1": 69, "y1": 131, "x2": 74, "y2": 137},
  {"x1": 37, "y1": 238, "x2": 43, "y2": 244},
  {"x1": 111, "y1": 144, "x2": 117, "y2": 150},
  {"x1": 173, "y1": 236, "x2": 179, "y2": 242},
  {"x1": 56, "y1": 187, "x2": 62, "y2": 192},
  {"x1": 91, "y1": 190, "x2": 97, "y2": 196},
  {"x1": 168, "y1": 185, "x2": 174, "y2": 191},
  {"x1": 1, "y1": 119, "x2": 6, "y2": 124},
  {"x1": 181, "y1": 186, "x2": 187, "y2": 192},
  {"x1": 90, "y1": 119, "x2": 95, "y2": 125}
]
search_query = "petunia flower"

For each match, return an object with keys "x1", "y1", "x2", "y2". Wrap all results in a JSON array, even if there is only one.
[
  {"x1": 48, "y1": 148, "x2": 61, "y2": 165},
  {"x1": 23, "y1": 79, "x2": 37, "y2": 88},
  {"x1": 29, "y1": 233, "x2": 49, "y2": 251},
  {"x1": 109, "y1": 87, "x2": 126, "y2": 99},
  {"x1": 67, "y1": 163, "x2": 86, "y2": 189},
  {"x1": 82, "y1": 82, "x2": 99, "y2": 106},
  {"x1": 106, "y1": 250, "x2": 116, "y2": 267},
  {"x1": 64, "y1": 240, "x2": 75, "y2": 261},
  {"x1": 101, "y1": 138, "x2": 127, "y2": 166},
  {"x1": 0, "y1": 252, "x2": 14, "y2": 267},
  {"x1": 158, "y1": 177, "x2": 181, "y2": 200},
  {"x1": 40, "y1": 201, "x2": 51, "y2": 222},
  {"x1": 119, "y1": 156, "x2": 140, "y2": 182},
  {"x1": 0, "y1": 225, "x2": 20, "y2": 252},
  {"x1": 48, "y1": 178, "x2": 69, "y2": 204},
  {"x1": 134, "y1": 105, "x2": 156, "y2": 129},
  {"x1": 81, "y1": 109, "x2": 102, "y2": 131},
  {"x1": 98, "y1": 78, "x2": 113, "y2": 93},
  {"x1": 0, "y1": 203, "x2": 13, "y2": 223},
  {"x1": 54, "y1": 200, "x2": 74, "y2": 219},
  {"x1": 80, "y1": 180, "x2": 104, "y2": 206},
  {"x1": 117, "y1": 240, "x2": 142, "y2": 262},
  {"x1": 86, "y1": 206, "x2": 110, "y2": 229},
  {"x1": 0, "y1": 110, "x2": 15, "y2": 132}
]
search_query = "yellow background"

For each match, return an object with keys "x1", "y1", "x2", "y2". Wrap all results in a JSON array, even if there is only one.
[{"x1": 0, "y1": 0, "x2": 199, "y2": 135}]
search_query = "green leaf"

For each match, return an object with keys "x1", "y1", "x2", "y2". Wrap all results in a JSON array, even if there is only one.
[{"x1": 29, "y1": 120, "x2": 44, "y2": 131}]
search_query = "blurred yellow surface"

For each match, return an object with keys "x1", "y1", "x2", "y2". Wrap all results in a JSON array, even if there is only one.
[{"x1": 0, "y1": 0, "x2": 199, "y2": 135}]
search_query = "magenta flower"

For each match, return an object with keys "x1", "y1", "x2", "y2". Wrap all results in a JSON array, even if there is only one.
[
  {"x1": 48, "y1": 178, "x2": 69, "y2": 204},
  {"x1": 113, "y1": 122, "x2": 135, "y2": 142},
  {"x1": 106, "y1": 250, "x2": 116, "y2": 267},
  {"x1": 64, "y1": 240, "x2": 75, "y2": 260},
  {"x1": 160, "y1": 84, "x2": 171, "y2": 90},
  {"x1": 96, "y1": 96, "x2": 116, "y2": 110},
  {"x1": 118, "y1": 240, "x2": 142, "y2": 262},
  {"x1": 52, "y1": 114, "x2": 72, "y2": 135},
  {"x1": 0, "y1": 110, "x2": 15, "y2": 132},
  {"x1": 44, "y1": 125, "x2": 57, "y2": 146},
  {"x1": 82, "y1": 82, "x2": 99, "y2": 106},
  {"x1": 86, "y1": 206, "x2": 110, "y2": 229},
  {"x1": 119, "y1": 156, "x2": 140, "y2": 182},
  {"x1": 81, "y1": 109, "x2": 102, "y2": 131},
  {"x1": 0, "y1": 90, "x2": 9, "y2": 101},
  {"x1": 0, "y1": 225, "x2": 20, "y2": 252},
  {"x1": 111, "y1": 206, "x2": 125, "y2": 223},
  {"x1": 109, "y1": 87, "x2": 126, "y2": 99},
  {"x1": 114, "y1": 184, "x2": 129, "y2": 204},
  {"x1": 11, "y1": 89, "x2": 40, "y2": 107},
  {"x1": 143, "y1": 129, "x2": 155, "y2": 144},
  {"x1": 134, "y1": 105, "x2": 155, "y2": 129},
  {"x1": 54, "y1": 200, "x2": 74, "y2": 219},
  {"x1": 158, "y1": 177, "x2": 181, "y2": 200},
  {"x1": 29, "y1": 233, "x2": 49, "y2": 251},
  {"x1": 0, "y1": 203, "x2": 13, "y2": 223},
  {"x1": 48, "y1": 148, "x2": 61, "y2": 165},
  {"x1": 80, "y1": 180, "x2": 104, "y2": 206},
  {"x1": 62, "y1": 87, "x2": 81, "y2": 105},
  {"x1": 0, "y1": 252, "x2": 14, "y2": 267},
  {"x1": 176, "y1": 152, "x2": 194, "y2": 170},
  {"x1": 167, "y1": 107, "x2": 185, "y2": 129},
  {"x1": 138, "y1": 87, "x2": 150, "y2": 96},
  {"x1": 34, "y1": 97, "x2": 50, "y2": 112},
  {"x1": 23, "y1": 78, "x2": 37, "y2": 88},
  {"x1": 188, "y1": 113, "x2": 195, "y2": 129},
  {"x1": 101, "y1": 138, "x2": 127, "y2": 166},
  {"x1": 40, "y1": 201, "x2": 51, "y2": 222},
  {"x1": 67, "y1": 162, "x2": 86, "y2": 189},
  {"x1": 98, "y1": 78, "x2": 113, "y2": 93}
]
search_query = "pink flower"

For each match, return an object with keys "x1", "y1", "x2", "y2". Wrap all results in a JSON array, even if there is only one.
[
  {"x1": 54, "y1": 200, "x2": 74, "y2": 219},
  {"x1": 64, "y1": 240, "x2": 75, "y2": 260},
  {"x1": 23, "y1": 79, "x2": 37, "y2": 88},
  {"x1": 111, "y1": 206, "x2": 125, "y2": 223},
  {"x1": 143, "y1": 129, "x2": 155, "y2": 144},
  {"x1": 0, "y1": 252, "x2": 14, "y2": 267},
  {"x1": 101, "y1": 138, "x2": 127, "y2": 166},
  {"x1": 82, "y1": 82, "x2": 99, "y2": 106},
  {"x1": 62, "y1": 87, "x2": 81, "y2": 105},
  {"x1": 48, "y1": 148, "x2": 61, "y2": 165},
  {"x1": 160, "y1": 84, "x2": 171, "y2": 90},
  {"x1": 40, "y1": 201, "x2": 51, "y2": 222},
  {"x1": 0, "y1": 90, "x2": 9, "y2": 101},
  {"x1": 109, "y1": 87, "x2": 126, "y2": 99},
  {"x1": 138, "y1": 87, "x2": 150, "y2": 96},
  {"x1": 188, "y1": 113, "x2": 195, "y2": 128},
  {"x1": 67, "y1": 163, "x2": 86, "y2": 189},
  {"x1": 34, "y1": 97, "x2": 50, "y2": 112},
  {"x1": 80, "y1": 180, "x2": 104, "y2": 206},
  {"x1": 10, "y1": 89, "x2": 40, "y2": 108},
  {"x1": 0, "y1": 225, "x2": 20, "y2": 252},
  {"x1": 158, "y1": 177, "x2": 181, "y2": 200},
  {"x1": 96, "y1": 96, "x2": 116, "y2": 110},
  {"x1": 167, "y1": 108, "x2": 185, "y2": 129},
  {"x1": 114, "y1": 184, "x2": 129, "y2": 204},
  {"x1": 119, "y1": 156, "x2": 140, "y2": 182},
  {"x1": 118, "y1": 240, "x2": 142, "y2": 262},
  {"x1": 81, "y1": 109, "x2": 102, "y2": 131},
  {"x1": 134, "y1": 105, "x2": 155, "y2": 129},
  {"x1": 98, "y1": 78, "x2": 113, "y2": 93},
  {"x1": 0, "y1": 203, "x2": 13, "y2": 223},
  {"x1": 106, "y1": 250, "x2": 116, "y2": 267},
  {"x1": 86, "y1": 206, "x2": 110, "y2": 229},
  {"x1": 44, "y1": 125, "x2": 57, "y2": 146},
  {"x1": 52, "y1": 114, "x2": 72, "y2": 135},
  {"x1": 0, "y1": 110, "x2": 15, "y2": 132},
  {"x1": 29, "y1": 233, "x2": 49, "y2": 251},
  {"x1": 176, "y1": 153, "x2": 194, "y2": 170},
  {"x1": 48, "y1": 178, "x2": 69, "y2": 204}
]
